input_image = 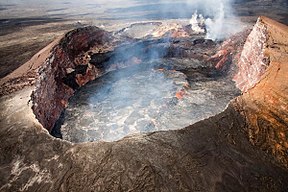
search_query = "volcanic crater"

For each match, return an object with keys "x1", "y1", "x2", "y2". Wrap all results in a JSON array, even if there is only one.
[
  {"x1": 30, "y1": 23, "x2": 242, "y2": 143},
  {"x1": 0, "y1": 17, "x2": 288, "y2": 191}
]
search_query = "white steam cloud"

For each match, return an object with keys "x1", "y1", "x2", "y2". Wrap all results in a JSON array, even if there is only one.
[
  {"x1": 187, "y1": 0, "x2": 244, "y2": 40},
  {"x1": 205, "y1": 2, "x2": 225, "y2": 40},
  {"x1": 189, "y1": 11, "x2": 206, "y2": 34}
]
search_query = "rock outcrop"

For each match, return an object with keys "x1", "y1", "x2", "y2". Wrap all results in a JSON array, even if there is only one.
[
  {"x1": 234, "y1": 16, "x2": 288, "y2": 168},
  {"x1": 31, "y1": 27, "x2": 117, "y2": 132},
  {"x1": 233, "y1": 17, "x2": 269, "y2": 92}
]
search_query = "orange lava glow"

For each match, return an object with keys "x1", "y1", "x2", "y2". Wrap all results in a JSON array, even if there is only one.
[{"x1": 175, "y1": 89, "x2": 186, "y2": 99}]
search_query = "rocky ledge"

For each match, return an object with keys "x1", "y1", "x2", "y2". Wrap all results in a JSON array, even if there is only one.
[{"x1": 0, "y1": 17, "x2": 287, "y2": 191}]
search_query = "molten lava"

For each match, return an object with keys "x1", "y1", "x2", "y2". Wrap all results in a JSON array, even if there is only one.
[{"x1": 175, "y1": 89, "x2": 186, "y2": 100}]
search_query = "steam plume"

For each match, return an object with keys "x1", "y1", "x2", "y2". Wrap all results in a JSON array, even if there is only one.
[
  {"x1": 187, "y1": 0, "x2": 244, "y2": 40},
  {"x1": 205, "y1": 1, "x2": 225, "y2": 40},
  {"x1": 189, "y1": 11, "x2": 205, "y2": 34}
]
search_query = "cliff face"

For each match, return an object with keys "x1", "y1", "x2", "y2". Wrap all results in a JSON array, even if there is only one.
[
  {"x1": 234, "y1": 16, "x2": 288, "y2": 167},
  {"x1": 233, "y1": 17, "x2": 269, "y2": 92},
  {"x1": 31, "y1": 27, "x2": 116, "y2": 132}
]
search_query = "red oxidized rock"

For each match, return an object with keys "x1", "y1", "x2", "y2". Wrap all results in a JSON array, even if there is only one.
[
  {"x1": 32, "y1": 27, "x2": 116, "y2": 132},
  {"x1": 234, "y1": 16, "x2": 288, "y2": 168},
  {"x1": 233, "y1": 17, "x2": 269, "y2": 92}
]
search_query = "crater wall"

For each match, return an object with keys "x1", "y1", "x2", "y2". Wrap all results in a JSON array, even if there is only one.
[
  {"x1": 233, "y1": 17, "x2": 269, "y2": 92},
  {"x1": 234, "y1": 16, "x2": 288, "y2": 167},
  {"x1": 31, "y1": 27, "x2": 116, "y2": 132}
]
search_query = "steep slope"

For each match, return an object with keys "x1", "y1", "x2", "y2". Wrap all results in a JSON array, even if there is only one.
[{"x1": 234, "y1": 16, "x2": 288, "y2": 168}]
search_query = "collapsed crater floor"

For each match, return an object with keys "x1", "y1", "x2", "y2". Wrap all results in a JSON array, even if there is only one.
[{"x1": 59, "y1": 61, "x2": 240, "y2": 143}]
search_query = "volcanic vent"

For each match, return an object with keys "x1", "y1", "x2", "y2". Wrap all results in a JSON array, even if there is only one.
[{"x1": 31, "y1": 22, "x2": 246, "y2": 143}]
